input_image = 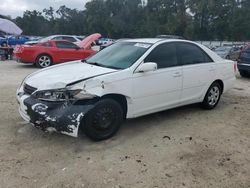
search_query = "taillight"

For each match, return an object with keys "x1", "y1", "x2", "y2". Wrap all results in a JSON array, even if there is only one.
[
  {"x1": 14, "y1": 45, "x2": 24, "y2": 53},
  {"x1": 13, "y1": 45, "x2": 19, "y2": 53}
]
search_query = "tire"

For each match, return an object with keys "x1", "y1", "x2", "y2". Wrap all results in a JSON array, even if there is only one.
[
  {"x1": 35, "y1": 54, "x2": 52, "y2": 68},
  {"x1": 239, "y1": 71, "x2": 250, "y2": 78},
  {"x1": 82, "y1": 99, "x2": 124, "y2": 141},
  {"x1": 202, "y1": 82, "x2": 222, "y2": 110}
]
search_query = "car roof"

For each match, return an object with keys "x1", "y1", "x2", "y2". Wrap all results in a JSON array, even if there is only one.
[
  {"x1": 50, "y1": 35, "x2": 78, "y2": 38},
  {"x1": 156, "y1": 35, "x2": 185, "y2": 39},
  {"x1": 49, "y1": 40, "x2": 73, "y2": 43},
  {"x1": 124, "y1": 38, "x2": 163, "y2": 44},
  {"x1": 123, "y1": 38, "x2": 189, "y2": 44}
]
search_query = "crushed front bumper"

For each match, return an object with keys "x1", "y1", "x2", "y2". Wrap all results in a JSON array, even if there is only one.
[{"x1": 17, "y1": 92, "x2": 95, "y2": 137}]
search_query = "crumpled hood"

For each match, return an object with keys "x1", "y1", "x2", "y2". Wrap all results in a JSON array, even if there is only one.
[{"x1": 25, "y1": 61, "x2": 116, "y2": 90}]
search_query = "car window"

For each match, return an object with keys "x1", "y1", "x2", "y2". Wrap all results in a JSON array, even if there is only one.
[
  {"x1": 77, "y1": 37, "x2": 84, "y2": 41},
  {"x1": 53, "y1": 36, "x2": 63, "y2": 40},
  {"x1": 62, "y1": 36, "x2": 77, "y2": 42},
  {"x1": 41, "y1": 42, "x2": 52, "y2": 47},
  {"x1": 144, "y1": 43, "x2": 178, "y2": 69},
  {"x1": 55, "y1": 41, "x2": 78, "y2": 49},
  {"x1": 177, "y1": 42, "x2": 213, "y2": 65}
]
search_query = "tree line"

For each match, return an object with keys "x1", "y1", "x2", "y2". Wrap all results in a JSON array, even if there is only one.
[{"x1": 5, "y1": 0, "x2": 250, "y2": 41}]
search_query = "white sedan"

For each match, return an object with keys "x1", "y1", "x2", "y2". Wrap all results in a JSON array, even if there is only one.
[{"x1": 17, "y1": 39, "x2": 236, "y2": 141}]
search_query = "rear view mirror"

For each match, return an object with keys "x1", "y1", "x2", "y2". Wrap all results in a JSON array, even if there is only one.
[{"x1": 136, "y1": 62, "x2": 157, "y2": 73}]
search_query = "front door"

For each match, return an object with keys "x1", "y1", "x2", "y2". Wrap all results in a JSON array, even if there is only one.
[
  {"x1": 132, "y1": 42, "x2": 183, "y2": 117},
  {"x1": 55, "y1": 41, "x2": 82, "y2": 62}
]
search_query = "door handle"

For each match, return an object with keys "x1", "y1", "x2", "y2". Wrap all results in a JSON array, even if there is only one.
[{"x1": 173, "y1": 72, "x2": 182, "y2": 77}]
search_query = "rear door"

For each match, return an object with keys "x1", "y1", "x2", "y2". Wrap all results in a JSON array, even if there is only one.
[{"x1": 176, "y1": 42, "x2": 216, "y2": 104}]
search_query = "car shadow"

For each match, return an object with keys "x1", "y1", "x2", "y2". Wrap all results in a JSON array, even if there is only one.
[
  {"x1": 15, "y1": 101, "x2": 229, "y2": 154},
  {"x1": 14, "y1": 63, "x2": 38, "y2": 69},
  {"x1": 42, "y1": 104, "x2": 205, "y2": 149}
]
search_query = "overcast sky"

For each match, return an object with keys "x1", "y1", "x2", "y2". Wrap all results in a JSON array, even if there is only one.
[{"x1": 0, "y1": 0, "x2": 90, "y2": 18}]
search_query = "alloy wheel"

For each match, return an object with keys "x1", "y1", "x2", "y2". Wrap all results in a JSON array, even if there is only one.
[
  {"x1": 208, "y1": 86, "x2": 220, "y2": 106},
  {"x1": 38, "y1": 56, "x2": 51, "y2": 68}
]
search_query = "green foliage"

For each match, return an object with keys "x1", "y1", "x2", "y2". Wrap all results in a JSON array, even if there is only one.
[{"x1": 10, "y1": 0, "x2": 250, "y2": 40}]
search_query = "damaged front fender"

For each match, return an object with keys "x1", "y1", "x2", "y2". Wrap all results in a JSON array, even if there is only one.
[{"x1": 24, "y1": 97, "x2": 97, "y2": 137}]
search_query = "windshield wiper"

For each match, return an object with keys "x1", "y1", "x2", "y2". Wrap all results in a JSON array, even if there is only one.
[
  {"x1": 82, "y1": 59, "x2": 122, "y2": 70},
  {"x1": 86, "y1": 61, "x2": 104, "y2": 67},
  {"x1": 81, "y1": 59, "x2": 100, "y2": 66},
  {"x1": 102, "y1": 65, "x2": 123, "y2": 70}
]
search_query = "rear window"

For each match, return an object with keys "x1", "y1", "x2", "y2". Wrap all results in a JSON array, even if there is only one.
[
  {"x1": 62, "y1": 36, "x2": 77, "y2": 42},
  {"x1": 55, "y1": 41, "x2": 78, "y2": 49},
  {"x1": 77, "y1": 37, "x2": 84, "y2": 41}
]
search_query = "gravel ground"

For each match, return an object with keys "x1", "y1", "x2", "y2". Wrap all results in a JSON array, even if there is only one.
[{"x1": 0, "y1": 60, "x2": 250, "y2": 188}]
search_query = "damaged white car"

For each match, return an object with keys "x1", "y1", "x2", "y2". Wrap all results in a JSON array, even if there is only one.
[{"x1": 17, "y1": 39, "x2": 236, "y2": 141}]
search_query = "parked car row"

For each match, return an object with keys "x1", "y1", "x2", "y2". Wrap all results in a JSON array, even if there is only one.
[
  {"x1": 211, "y1": 44, "x2": 250, "y2": 77},
  {"x1": 0, "y1": 35, "x2": 30, "y2": 46},
  {"x1": 16, "y1": 38, "x2": 236, "y2": 141},
  {"x1": 213, "y1": 46, "x2": 242, "y2": 60}
]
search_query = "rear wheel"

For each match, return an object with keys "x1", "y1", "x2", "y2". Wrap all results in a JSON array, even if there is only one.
[
  {"x1": 82, "y1": 99, "x2": 124, "y2": 141},
  {"x1": 202, "y1": 82, "x2": 222, "y2": 109},
  {"x1": 36, "y1": 55, "x2": 52, "y2": 68}
]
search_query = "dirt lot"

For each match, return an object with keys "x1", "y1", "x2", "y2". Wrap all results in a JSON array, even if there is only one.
[{"x1": 0, "y1": 60, "x2": 250, "y2": 188}]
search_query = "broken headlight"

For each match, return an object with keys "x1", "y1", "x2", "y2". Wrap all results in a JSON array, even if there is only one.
[{"x1": 33, "y1": 89, "x2": 96, "y2": 102}]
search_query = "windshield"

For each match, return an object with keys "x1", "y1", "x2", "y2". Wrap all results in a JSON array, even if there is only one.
[{"x1": 86, "y1": 42, "x2": 151, "y2": 70}]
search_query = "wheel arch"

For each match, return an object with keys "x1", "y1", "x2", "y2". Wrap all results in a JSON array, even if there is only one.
[
  {"x1": 36, "y1": 53, "x2": 54, "y2": 63},
  {"x1": 212, "y1": 79, "x2": 224, "y2": 93},
  {"x1": 101, "y1": 94, "x2": 128, "y2": 119}
]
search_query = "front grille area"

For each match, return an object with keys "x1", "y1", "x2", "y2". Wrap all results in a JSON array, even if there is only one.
[{"x1": 23, "y1": 84, "x2": 37, "y2": 95}]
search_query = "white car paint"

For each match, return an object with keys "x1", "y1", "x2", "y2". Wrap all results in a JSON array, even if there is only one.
[
  {"x1": 17, "y1": 38, "x2": 236, "y2": 137},
  {"x1": 24, "y1": 61, "x2": 117, "y2": 90}
]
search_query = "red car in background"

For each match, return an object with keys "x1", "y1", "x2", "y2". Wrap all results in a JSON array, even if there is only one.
[{"x1": 14, "y1": 33, "x2": 101, "y2": 68}]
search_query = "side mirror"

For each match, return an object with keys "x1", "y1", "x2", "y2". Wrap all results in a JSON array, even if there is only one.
[{"x1": 136, "y1": 62, "x2": 157, "y2": 73}]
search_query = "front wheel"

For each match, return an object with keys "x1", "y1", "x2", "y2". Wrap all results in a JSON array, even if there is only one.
[
  {"x1": 36, "y1": 55, "x2": 52, "y2": 68},
  {"x1": 202, "y1": 82, "x2": 222, "y2": 110},
  {"x1": 82, "y1": 99, "x2": 124, "y2": 141}
]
